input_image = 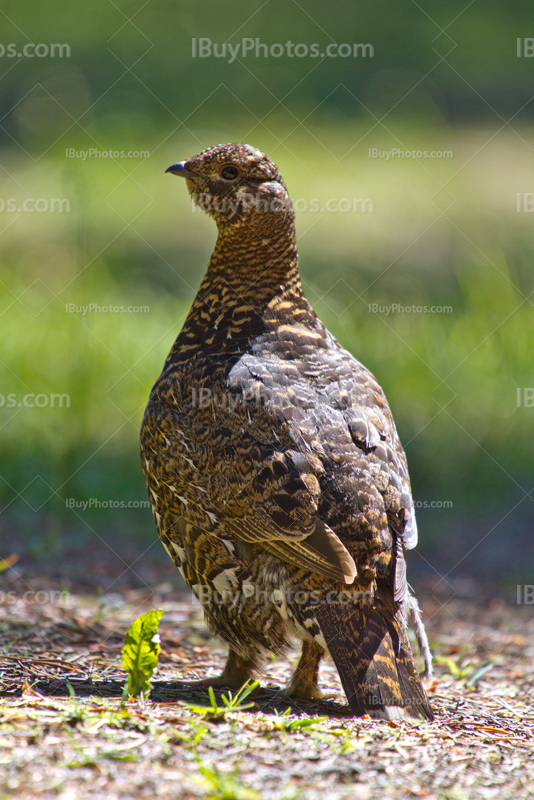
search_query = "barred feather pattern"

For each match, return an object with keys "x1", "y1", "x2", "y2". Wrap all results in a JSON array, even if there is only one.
[{"x1": 141, "y1": 143, "x2": 433, "y2": 719}]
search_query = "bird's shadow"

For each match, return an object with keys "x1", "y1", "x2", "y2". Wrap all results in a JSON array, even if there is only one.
[{"x1": 22, "y1": 677, "x2": 354, "y2": 718}]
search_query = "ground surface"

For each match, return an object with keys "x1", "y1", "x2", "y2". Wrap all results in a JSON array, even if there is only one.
[{"x1": 1, "y1": 565, "x2": 534, "y2": 800}]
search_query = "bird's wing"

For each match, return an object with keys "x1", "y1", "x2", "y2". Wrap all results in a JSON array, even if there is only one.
[
  {"x1": 317, "y1": 342, "x2": 418, "y2": 603},
  {"x1": 143, "y1": 388, "x2": 356, "y2": 585},
  {"x1": 220, "y1": 448, "x2": 357, "y2": 584},
  {"x1": 343, "y1": 399, "x2": 417, "y2": 603},
  {"x1": 270, "y1": 331, "x2": 416, "y2": 605},
  {"x1": 344, "y1": 403, "x2": 418, "y2": 545},
  {"x1": 218, "y1": 347, "x2": 417, "y2": 590}
]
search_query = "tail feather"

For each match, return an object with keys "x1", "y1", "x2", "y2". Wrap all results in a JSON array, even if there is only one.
[
  {"x1": 389, "y1": 616, "x2": 434, "y2": 720},
  {"x1": 313, "y1": 600, "x2": 434, "y2": 721}
]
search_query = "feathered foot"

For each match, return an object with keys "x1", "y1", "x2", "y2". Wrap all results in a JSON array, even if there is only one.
[
  {"x1": 285, "y1": 638, "x2": 325, "y2": 701},
  {"x1": 193, "y1": 648, "x2": 259, "y2": 690}
]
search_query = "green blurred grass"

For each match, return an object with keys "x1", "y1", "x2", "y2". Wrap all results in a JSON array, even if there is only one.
[{"x1": 2, "y1": 121, "x2": 534, "y2": 556}]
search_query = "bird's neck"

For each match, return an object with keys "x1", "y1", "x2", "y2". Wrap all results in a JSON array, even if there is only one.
[
  {"x1": 176, "y1": 217, "x2": 306, "y2": 349},
  {"x1": 205, "y1": 217, "x2": 302, "y2": 303}
]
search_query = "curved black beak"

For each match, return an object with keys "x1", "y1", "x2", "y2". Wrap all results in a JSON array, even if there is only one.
[{"x1": 165, "y1": 161, "x2": 196, "y2": 178}]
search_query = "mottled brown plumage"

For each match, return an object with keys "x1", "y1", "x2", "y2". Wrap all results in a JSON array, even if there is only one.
[{"x1": 140, "y1": 143, "x2": 433, "y2": 720}]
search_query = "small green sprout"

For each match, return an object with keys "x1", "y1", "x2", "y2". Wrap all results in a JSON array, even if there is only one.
[{"x1": 122, "y1": 609, "x2": 164, "y2": 699}]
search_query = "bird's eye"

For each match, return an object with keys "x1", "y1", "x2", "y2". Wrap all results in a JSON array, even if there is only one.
[{"x1": 220, "y1": 165, "x2": 239, "y2": 181}]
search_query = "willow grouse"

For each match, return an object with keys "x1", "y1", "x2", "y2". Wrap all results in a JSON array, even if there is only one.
[{"x1": 141, "y1": 143, "x2": 433, "y2": 720}]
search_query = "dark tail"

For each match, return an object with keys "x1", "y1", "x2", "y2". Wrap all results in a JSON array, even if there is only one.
[{"x1": 314, "y1": 599, "x2": 434, "y2": 721}]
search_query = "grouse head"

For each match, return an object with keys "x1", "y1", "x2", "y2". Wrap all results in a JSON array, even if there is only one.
[{"x1": 166, "y1": 143, "x2": 294, "y2": 229}]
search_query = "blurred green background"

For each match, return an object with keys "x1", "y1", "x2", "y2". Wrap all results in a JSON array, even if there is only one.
[{"x1": 1, "y1": 0, "x2": 533, "y2": 590}]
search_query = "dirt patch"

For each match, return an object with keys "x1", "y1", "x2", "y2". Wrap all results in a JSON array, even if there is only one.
[{"x1": 1, "y1": 571, "x2": 534, "y2": 799}]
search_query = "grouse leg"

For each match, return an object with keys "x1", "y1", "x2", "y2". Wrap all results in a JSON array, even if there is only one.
[
  {"x1": 285, "y1": 637, "x2": 324, "y2": 701},
  {"x1": 193, "y1": 647, "x2": 259, "y2": 690}
]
